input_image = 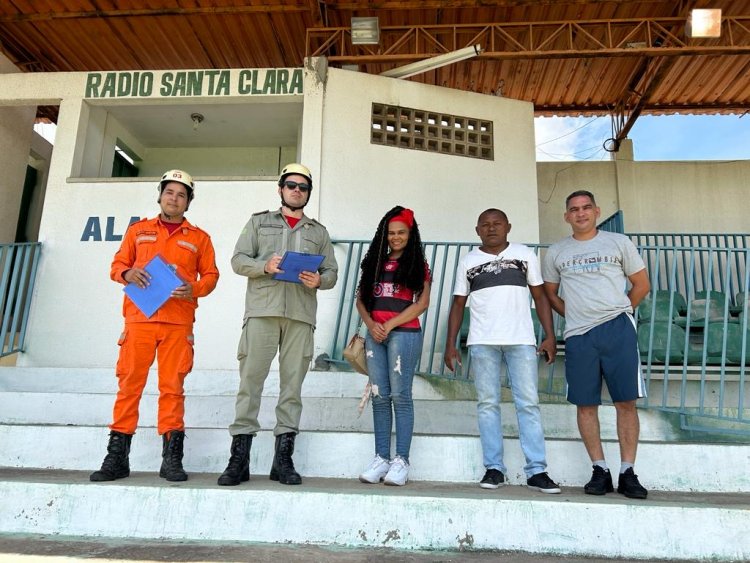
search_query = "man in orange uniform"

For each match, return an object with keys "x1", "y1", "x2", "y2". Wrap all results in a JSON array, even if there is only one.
[{"x1": 90, "y1": 169, "x2": 219, "y2": 483}]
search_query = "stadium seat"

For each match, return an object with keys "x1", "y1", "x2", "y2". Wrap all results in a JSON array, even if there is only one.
[
  {"x1": 638, "y1": 290, "x2": 685, "y2": 323},
  {"x1": 638, "y1": 322, "x2": 686, "y2": 364}
]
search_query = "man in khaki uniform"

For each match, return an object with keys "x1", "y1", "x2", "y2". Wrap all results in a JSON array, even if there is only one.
[{"x1": 218, "y1": 163, "x2": 338, "y2": 486}]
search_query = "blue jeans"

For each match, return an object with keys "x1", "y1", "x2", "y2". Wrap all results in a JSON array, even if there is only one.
[
  {"x1": 470, "y1": 344, "x2": 548, "y2": 478},
  {"x1": 365, "y1": 330, "x2": 422, "y2": 462}
]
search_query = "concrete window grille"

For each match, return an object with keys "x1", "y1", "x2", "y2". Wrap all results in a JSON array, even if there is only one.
[{"x1": 371, "y1": 103, "x2": 493, "y2": 160}]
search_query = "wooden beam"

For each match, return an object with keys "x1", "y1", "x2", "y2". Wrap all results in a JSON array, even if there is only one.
[
  {"x1": 308, "y1": 0, "x2": 325, "y2": 27},
  {"x1": 321, "y1": 0, "x2": 668, "y2": 9},
  {"x1": 0, "y1": 4, "x2": 310, "y2": 23}
]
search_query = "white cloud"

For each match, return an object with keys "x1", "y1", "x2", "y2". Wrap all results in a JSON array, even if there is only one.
[{"x1": 534, "y1": 116, "x2": 611, "y2": 162}]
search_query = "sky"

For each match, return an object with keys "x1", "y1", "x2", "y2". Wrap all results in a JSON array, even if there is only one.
[
  {"x1": 35, "y1": 114, "x2": 749, "y2": 162},
  {"x1": 534, "y1": 114, "x2": 750, "y2": 162}
]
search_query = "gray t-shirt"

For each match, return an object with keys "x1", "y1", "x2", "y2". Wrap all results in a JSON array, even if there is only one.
[{"x1": 542, "y1": 230, "x2": 646, "y2": 338}]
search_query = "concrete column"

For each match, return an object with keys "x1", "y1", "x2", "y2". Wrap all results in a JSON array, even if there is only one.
[
  {"x1": 613, "y1": 138, "x2": 643, "y2": 233},
  {"x1": 0, "y1": 54, "x2": 36, "y2": 243},
  {"x1": 299, "y1": 57, "x2": 328, "y2": 221}
]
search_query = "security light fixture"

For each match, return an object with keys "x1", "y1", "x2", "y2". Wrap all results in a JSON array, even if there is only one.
[
  {"x1": 380, "y1": 45, "x2": 483, "y2": 80},
  {"x1": 351, "y1": 17, "x2": 380, "y2": 45},
  {"x1": 686, "y1": 8, "x2": 722, "y2": 38}
]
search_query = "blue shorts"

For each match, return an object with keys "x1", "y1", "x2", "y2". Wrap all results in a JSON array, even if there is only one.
[{"x1": 564, "y1": 313, "x2": 645, "y2": 405}]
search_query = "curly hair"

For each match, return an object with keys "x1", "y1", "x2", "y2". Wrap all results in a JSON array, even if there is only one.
[{"x1": 357, "y1": 205, "x2": 427, "y2": 313}]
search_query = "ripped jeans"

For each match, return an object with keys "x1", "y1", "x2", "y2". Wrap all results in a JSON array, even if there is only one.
[{"x1": 365, "y1": 330, "x2": 423, "y2": 462}]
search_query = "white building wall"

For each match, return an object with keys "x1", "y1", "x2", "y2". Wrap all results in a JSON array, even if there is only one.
[
  {"x1": 139, "y1": 146, "x2": 296, "y2": 177},
  {"x1": 537, "y1": 144, "x2": 750, "y2": 243},
  {"x1": 317, "y1": 67, "x2": 540, "y2": 244}
]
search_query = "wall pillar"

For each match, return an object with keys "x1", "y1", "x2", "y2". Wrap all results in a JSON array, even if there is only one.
[
  {"x1": 0, "y1": 54, "x2": 36, "y2": 243},
  {"x1": 614, "y1": 138, "x2": 642, "y2": 233}
]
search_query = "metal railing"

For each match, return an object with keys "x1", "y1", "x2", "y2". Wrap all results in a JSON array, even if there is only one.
[
  {"x1": 330, "y1": 239, "x2": 750, "y2": 435},
  {"x1": 598, "y1": 210, "x2": 625, "y2": 234},
  {"x1": 635, "y1": 245, "x2": 749, "y2": 434},
  {"x1": 1, "y1": 243, "x2": 42, "y2": 358}
]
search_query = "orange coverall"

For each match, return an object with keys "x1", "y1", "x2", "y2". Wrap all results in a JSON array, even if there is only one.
[{"x1": 109, "y1": 216, "x2": 219, "y2": 435}]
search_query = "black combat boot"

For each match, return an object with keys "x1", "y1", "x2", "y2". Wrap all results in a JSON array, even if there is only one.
[
  {"x1": 90, "y1": 431, "x2": 132, "y2": 482},
  {"x1": 159, "y1": 430, "x2": 188, "y2": 482},
  {"x1": 269, "y1": 432, "x2": 302, "y2": 485},
  {"x1": 217, "y1": 434, "x2": 253, "y2": 486}
]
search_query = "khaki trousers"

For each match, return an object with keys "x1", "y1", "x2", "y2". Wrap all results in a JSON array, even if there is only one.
[{"x1": 229, "y1": 317, "x2": 314, "y2": 436}]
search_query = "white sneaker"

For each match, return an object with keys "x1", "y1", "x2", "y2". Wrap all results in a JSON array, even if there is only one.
[
  {"x1": 358, "y1": 455, "x2": 391, "y2": 484},
  {"x1": 383, "y1": 455, "x2": 409, "y2": 486}
]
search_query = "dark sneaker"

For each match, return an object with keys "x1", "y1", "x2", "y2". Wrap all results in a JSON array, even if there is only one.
[
  {"x1": 479, "y1": 469, "x2": 505, "y2": 489},
  {"x1": 584, "y1": 465, "x2": 614, "y2": 495},
  {"x1": 617, "y1": 468, "x2": 648, "y2": 499},
  {"x1": 526, "y1": 472, "x2": 561, "y2": 494}
]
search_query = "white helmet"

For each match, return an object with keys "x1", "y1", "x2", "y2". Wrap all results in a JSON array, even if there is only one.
[
  {"x1": 160, "y1": 169, "x2": 194, "y2": 192},
  {"x1": 158, "y1": 169, "x2": 194, "y2": 203},
  {"x1": 278, "y1": 163, "x2": 313, "y2": 190}
]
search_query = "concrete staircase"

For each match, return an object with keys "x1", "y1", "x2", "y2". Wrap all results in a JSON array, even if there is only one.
[{"x1": 1, "y1": 366, "x2": 749, "y2": 560}]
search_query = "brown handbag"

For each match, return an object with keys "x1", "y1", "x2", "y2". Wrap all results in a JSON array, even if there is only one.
[{"x1": 343, "y1": 332, "x2": 368, "y2": 375}]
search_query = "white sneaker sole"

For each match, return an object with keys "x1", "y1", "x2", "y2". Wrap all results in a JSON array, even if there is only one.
[
  {"x1": 479, "y1": 481, "x2": 506, "y2": 489},
  {"x1": 527, "y1": 485, "x2": 562, "y2": 494},
  {"x1": 383, "y1": 478, "x2": 407, "y2": 486},
  {"x1": 358, "y1": 475, "x2": 385, "y2": 484}
]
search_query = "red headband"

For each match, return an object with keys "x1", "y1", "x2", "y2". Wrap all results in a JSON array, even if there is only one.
[{"x1": 389, "y1": 208, "x2": 415, "y2": 228}]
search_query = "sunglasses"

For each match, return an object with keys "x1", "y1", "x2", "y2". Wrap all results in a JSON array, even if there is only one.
[{"x1": 281, "y1": 180, "x2": 311, "y2": 193}]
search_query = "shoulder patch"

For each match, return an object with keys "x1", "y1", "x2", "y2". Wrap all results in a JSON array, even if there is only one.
[
  {"x1": 127, "y1": 217, "x2": 148, "y2": 230},
  {"x1": 252, "y1": 210, "x2": 270, "y2": 217},
  {"x1": 191, "y1": 224, "x2": 211, "y2": 238}
]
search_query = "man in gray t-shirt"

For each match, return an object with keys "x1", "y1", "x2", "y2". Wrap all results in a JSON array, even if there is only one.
[{"x1": 542, "y1": 190, "x2": 650, "y2": 500}]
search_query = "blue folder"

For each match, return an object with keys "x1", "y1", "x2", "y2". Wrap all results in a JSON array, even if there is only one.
[
  {"x1": 123, "y1": 254, "x2": 184, "y2": 318},
  {"x1": 273, "y1": 251, "x2": 325, "y2": 284}
]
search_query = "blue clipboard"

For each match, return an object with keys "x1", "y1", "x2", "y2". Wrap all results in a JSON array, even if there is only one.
[
  {"x1": 123, "y1": 254, "x2": 184, "y2": 318},
  {"x1": 273, "y1": 251, "x2": 325, "y2": 284}
]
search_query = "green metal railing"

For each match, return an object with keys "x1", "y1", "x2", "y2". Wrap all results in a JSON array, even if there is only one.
[
  {"x1": 1, "y1": 243, "x2": 42, "y2": 358},
  {"x1": 598, "y1": 210, "x2": 625, "y2": 234},
  {"x1": 635, "y1": 245, "x2": 749, "y2": 434}
]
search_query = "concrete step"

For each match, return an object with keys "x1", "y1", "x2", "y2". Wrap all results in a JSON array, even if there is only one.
[
  {"x1": 1, "y1": 425, "x2": 748, "y2": 493},
  {"x1": 2, "y1": 366, "x2": 749, "y2": 492},
  {"x1": 0, "y1": 366, "x2": 709, "y2": 441},
  {"x1": 0, "y1": 468, "x2": 748, "y2": 561},
  {"x1": 0, "y1": 390, "x2": 689, "y2": 441}
]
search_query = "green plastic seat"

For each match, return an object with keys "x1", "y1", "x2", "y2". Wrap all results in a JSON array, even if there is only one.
[
  {"x1": 638, "y1": 291, "x2": 684, "y2": 323},
  {"x1": 679, "y1": 292, "x2": 728, "y2": 327},
  {"x1": 637, "y1": 322, "x2": 685, "y2": 364},
  {"x1": 723, "y1": 323, "x2": 750, "y2": 364}
]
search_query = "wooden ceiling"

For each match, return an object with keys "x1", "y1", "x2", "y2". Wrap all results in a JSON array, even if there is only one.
[{"x1": 1, "y1": 0, "x2": 748, "y2": 136}]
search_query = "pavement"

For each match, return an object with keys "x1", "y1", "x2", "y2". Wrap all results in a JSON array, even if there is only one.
[
  {"x1": 0, "y1": 534, "x2": 701, "y2": 562},
  {"x1": 1, "y1": 468, "x2": 741, "y2": 562}
]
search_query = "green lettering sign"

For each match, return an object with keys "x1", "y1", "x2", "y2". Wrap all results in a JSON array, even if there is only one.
[
  {"x1": 85, "y1": 73, "x2": 101, "y2": 98},
  {"x1": 290, "y1": 69, "x2": 303, "y2": 94},
  {"x1": 215, "y1": 70, "x2": 230, "y2": 95}
]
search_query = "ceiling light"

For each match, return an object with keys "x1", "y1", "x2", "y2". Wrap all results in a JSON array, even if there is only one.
[
  {"x1": 351, "y1": 17, "x2": 379, "y2": 45},
  {"x1": 380, "y1": 45, "x2": 483, "y2": 80},
  {"x1": 686, "y1": 8, "x2": 722, "y2": 38},
  {"x1": 190, "y1": 112, "x2": 204, "y2": 131}
]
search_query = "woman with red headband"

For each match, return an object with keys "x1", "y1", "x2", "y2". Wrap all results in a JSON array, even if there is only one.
[{"x1": 355, "y1": 206, "x2": 431, "y2": 486}]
